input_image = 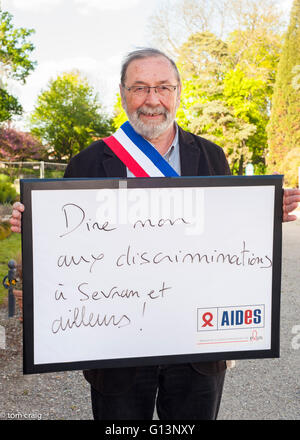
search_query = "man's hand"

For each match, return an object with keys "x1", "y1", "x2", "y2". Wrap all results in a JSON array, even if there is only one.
[
  {"x1": 283, "y1": 188, "x2": 300, "y2": 222},
  {"x1": 9, "y1": 202, "x2": 25, "y2": 233}
]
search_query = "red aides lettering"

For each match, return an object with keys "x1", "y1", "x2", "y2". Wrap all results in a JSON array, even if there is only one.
[{"x1": 220, "y1": 307, "x2": 263, "y2": 328}]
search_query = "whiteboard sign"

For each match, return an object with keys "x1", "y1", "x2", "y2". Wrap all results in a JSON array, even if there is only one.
[{"x1": 21, "y1": 176, "x2": 283, "y2": 374}]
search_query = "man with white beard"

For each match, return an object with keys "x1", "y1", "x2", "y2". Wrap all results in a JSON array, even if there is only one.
[{"x1": 10, "y1": 48, "x2": 300, "y2": 420}]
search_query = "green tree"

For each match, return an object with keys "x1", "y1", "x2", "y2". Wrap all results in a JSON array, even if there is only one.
[
  {"x1": 177, "y1": 32, "x2": 229, "y2": 132},
  {"x1": 0, "y1": 7, "x2": 36, "y2": 122},
  {"x1": 29, "y1": 71, "x2": 112, "y2": 161},
  {"x1": 0, "y1": 87, "x2": 22, "y2": 122},
  {"x1": 226, "y1": 11, "x2": 282, "y2": 171},
  {"x1": 177, "y1": 23, "x2": 281, "y2": 174},
  {"x1": 190, "y1": 100, "x2": 256, "y2": 174},
  {"x1": 223, "y1": 67, "x2": 272, "y2": 171},
  {"x1": 281, "y1": 148, "x2": 300, "y2": 187},
  {"x1": 112, "y1": 94, "x2": 127, "y2": 130},
  {"x1": 148, "y1": 1, "x2": 283, "y2": 174},
  {"x1": 177, "y1": 32, "x2": 258, "y2": 174},
  {"x1": 267, "y1": 0, "x2": 300, "y2": 186}
]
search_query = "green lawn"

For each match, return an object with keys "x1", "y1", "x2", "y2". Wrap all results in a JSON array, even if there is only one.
[{"x1": 0, "y1": 233, "x2": 22, "y2": 304}]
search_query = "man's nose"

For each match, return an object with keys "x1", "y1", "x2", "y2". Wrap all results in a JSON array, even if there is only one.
[{"x1": 144, "y1": 87, "x2": 161, "y2": 105}]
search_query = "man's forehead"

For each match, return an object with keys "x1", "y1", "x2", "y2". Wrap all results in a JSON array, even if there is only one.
[{"x1": 125, "y1": 56, "x2": 177, "y2": 83}]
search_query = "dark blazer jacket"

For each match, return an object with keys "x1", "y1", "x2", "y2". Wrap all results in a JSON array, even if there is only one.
[{"x1": 64, "y1": 125, "x2": 231, "y2": 394}]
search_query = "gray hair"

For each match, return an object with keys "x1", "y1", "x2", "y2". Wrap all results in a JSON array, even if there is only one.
[{"x1": 120, "y1": 48, "x2": 181, "y2": 86}]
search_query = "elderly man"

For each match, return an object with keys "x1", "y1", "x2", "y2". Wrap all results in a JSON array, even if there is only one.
[{"x1": 10, "y1": 48, "x2": 300, "y2": 420}]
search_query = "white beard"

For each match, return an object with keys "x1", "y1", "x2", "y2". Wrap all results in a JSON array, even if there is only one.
[{"x1": 123, "y1": 103, "x2": 176, "y2": 140}]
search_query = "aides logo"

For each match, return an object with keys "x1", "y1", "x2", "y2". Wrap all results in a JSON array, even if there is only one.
[{"x1": 197, "y1": 305, "x2": 264, "y2": 331}]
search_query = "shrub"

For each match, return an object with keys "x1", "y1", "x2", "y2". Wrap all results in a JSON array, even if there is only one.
[
  {"x1": 0, "y1": 181, "x2": 18, "y2": 204},
  {"x1": 0, "y1": 221, "x2": 12, "y2": 240},
  {"x1": 0, "y1": 174, "x2": 10, "y2": 182}
]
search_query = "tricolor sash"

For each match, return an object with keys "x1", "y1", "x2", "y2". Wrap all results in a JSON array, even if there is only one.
[{"x1": 102, "y1": 121, "x2": 179, "y2": 177}]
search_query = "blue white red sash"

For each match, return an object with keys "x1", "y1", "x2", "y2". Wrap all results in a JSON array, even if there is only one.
[{"x1": 102, "y1": 121, "x2": 179, "y2": 177}]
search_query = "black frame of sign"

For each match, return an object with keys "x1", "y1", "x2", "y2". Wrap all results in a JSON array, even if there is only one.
[{"x1": 20, "y1": 175, "x2": 283, "y2": 374}]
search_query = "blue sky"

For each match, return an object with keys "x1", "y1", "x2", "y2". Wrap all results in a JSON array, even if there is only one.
[{"x1": 1, "y1": 0, "x2": 294, "y2": 127}]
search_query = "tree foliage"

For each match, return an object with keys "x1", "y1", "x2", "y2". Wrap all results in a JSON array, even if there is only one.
[
  {"x1": 267, "y1": 0, "x2": 300, "y2": 186},
  {"x1": 29, "y1": 71, "x2": 112, "y2": 161},
  {"x1": 190, "y1": 100, "x2": 256, "y2": 174},
  {"x1": 148, "y1": 0, "x2": 284, "y2": 174},
  {"x1": 148, "y1": 0, "x2": 283, "y2": 57},
  {"x1": 175, "y1": 5, "x2": 282, "y2": 173},
  {"x1": 0, "y1": 7, "x2": 36, "y2": 122},
  {"x1": 112, "y1": 94, "x2": 127, "y2": 130},
  {"x1": 0, "y1": 87, "x2": 22, "y2": 122},
  {"x1": 176, "y1": 30, "x2": 277, "y2": 174}
]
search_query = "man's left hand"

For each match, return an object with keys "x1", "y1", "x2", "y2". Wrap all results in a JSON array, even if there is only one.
[{"x1": 283, "y1": 188, "x2": 300, "y2": 222}]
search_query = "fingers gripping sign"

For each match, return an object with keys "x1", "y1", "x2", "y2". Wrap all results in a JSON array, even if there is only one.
[
  {"x1": 283, "y1": 188, "x2": 300, "y2": 222},
  {"x1": 9, "y1": 202, "x2": 25, "y2": 233}
]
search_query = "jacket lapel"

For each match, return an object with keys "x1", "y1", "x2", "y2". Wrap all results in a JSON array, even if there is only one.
[{"x1": 178, "y1": 127, "x2": 201, "y2": 176}]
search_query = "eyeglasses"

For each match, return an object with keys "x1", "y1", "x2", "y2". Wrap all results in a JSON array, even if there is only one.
[{"x1": 123, "y1": 84, "x2": 178, "y2": 97}]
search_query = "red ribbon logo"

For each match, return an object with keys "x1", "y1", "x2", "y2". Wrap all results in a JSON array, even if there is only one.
[{"x1": 202, "y1": 312, "x2": 214, "y2": 327}]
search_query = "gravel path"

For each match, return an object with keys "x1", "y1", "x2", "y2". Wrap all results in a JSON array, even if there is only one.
[
  {"x1": 218, "y1": 219, "x2": 300, "y2": 420},
  {"x1": 0, "y1": 220, "x2": 299, "y2": 420}
]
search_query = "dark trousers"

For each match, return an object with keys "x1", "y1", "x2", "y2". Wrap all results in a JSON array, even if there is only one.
[{"x1": 91, "y1": 364, "x2": 225, "y2": 420}]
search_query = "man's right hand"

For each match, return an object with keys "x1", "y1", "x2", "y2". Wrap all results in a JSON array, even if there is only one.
[{"x1": 9, "y1": 202, "x2": 25, "y2": 233}]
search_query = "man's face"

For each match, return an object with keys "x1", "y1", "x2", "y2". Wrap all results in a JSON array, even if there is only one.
[{"x1": 120, "y1": 56, "x2": 181, "y2": 140}]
